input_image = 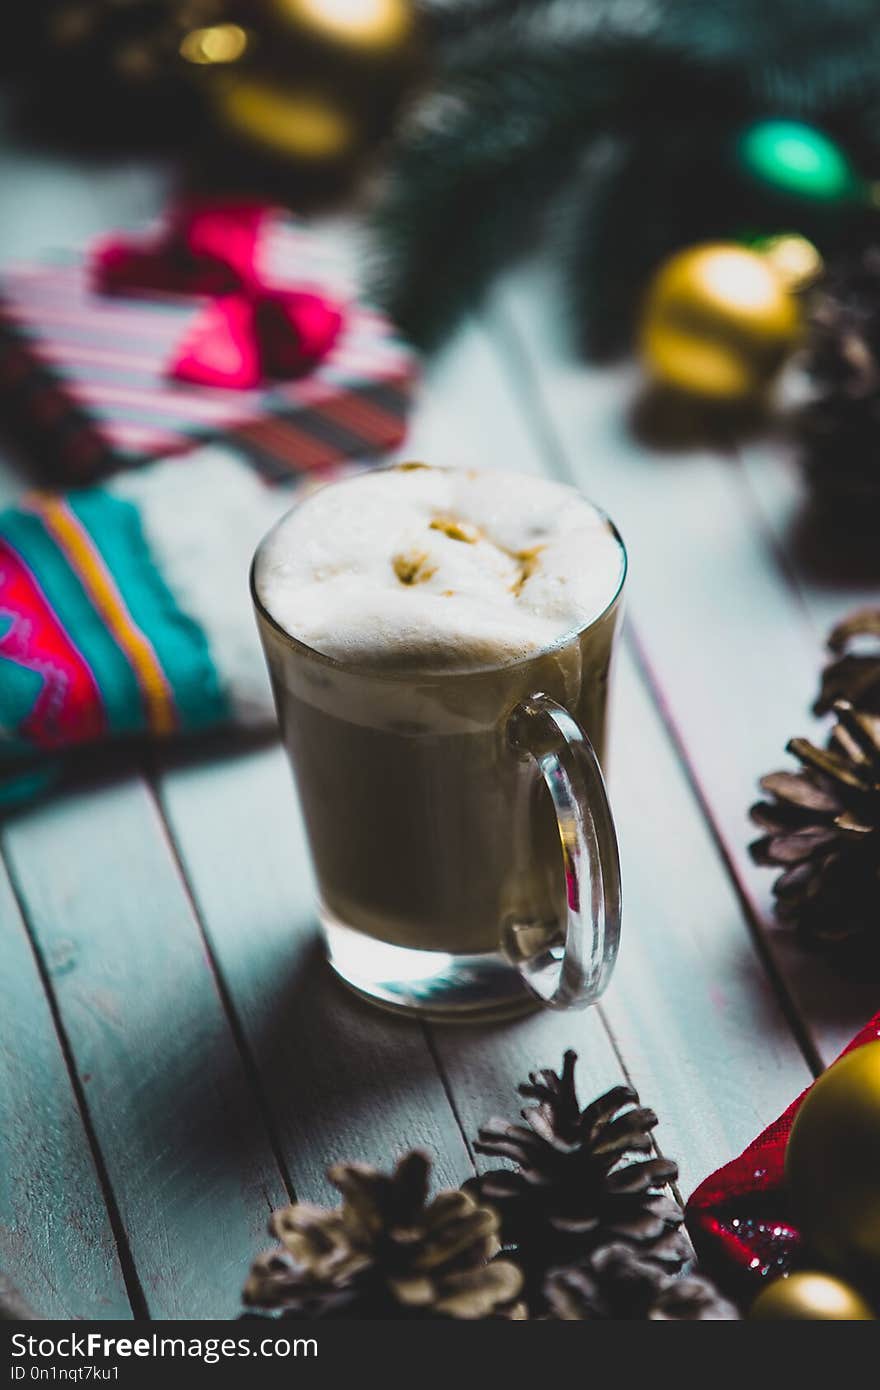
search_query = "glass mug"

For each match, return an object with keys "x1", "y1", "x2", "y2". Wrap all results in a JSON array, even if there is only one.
[{"x1": 251, "y1": 479, "x2": 626, "y2": 1020}]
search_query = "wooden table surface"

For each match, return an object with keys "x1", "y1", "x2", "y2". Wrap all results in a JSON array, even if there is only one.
[{"x1": 1, "y1": 135, "x2": 877, "y2": 1321}]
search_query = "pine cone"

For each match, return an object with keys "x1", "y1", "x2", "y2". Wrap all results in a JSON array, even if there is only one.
[
  {"x1": 798, "y1": 247, "x2": 880, "y2": 508},
  {"x1": 649, "y1": 1268, "x2": 740, "y2": 1320},
  {"x1": 816, "y1": 608, "x2": 880, "y2": 716},
  {"x1": 469, "y1": 1052, "x2": 688, "y2": 1309},
  {"x1": 243, "y1": 1151, "x2": 523, "y2": 1320},
  {"x1": 750, "y1": 700, "x2": 880, "y2": 955},
  {"x1": 545, "y1": 1243, "x2": 739, "y2": 1321}
]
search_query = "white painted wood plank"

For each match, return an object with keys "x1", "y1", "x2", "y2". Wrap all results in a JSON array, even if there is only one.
[
  {"x1": 604, "y1": 648, "x2": 811, "y2": 1196},
  {"x1": 0, "y1": 120, "x2": 168, "y2": 260},
  {"x1": 0, "y1": 855, "x2": 132, "y2": 1319},
  {"x1": 2, "y1": 776, "x2": 288, "y2": 1319},
  {"x1": 492, "y1": 262, "x2": 878, "y2": 1064}
]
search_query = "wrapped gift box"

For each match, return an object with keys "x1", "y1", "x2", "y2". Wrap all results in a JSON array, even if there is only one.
[{"x1": 0, "y1": 220, "x2": 417, "y2": 482}]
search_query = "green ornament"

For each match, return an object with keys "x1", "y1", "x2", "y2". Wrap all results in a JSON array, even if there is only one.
[{"x1": 737, "y1": 120, "x2": 863, "y2": 206}]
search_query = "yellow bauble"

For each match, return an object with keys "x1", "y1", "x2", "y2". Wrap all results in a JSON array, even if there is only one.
[
  {"x1": 786, "y1": 1041, "x2": 880, "y2": 1272},
  {"x1": 639, "y1": 242, "x2": 801, "y2": 400},
  {"x1": 211, "y1": 76, "x2": 357, "y2": 162},
  {"x1": 269, "y1": 0, "x2": 415, "y2": 57},
  {"x1": 750, "y1": 1272, "x2": 875, "y2": 1321}
]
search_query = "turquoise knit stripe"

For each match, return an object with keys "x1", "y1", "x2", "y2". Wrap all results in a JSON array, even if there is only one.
[
  {"x1": 66, "y1": 488, "x2": 230, "y2": 733},
  {"x1": 0, "y1": 508, "x2": 146, "y2": 737}
]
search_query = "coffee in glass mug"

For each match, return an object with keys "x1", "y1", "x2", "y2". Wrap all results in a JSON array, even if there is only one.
[{"x1": 251, "y1": 463, "x2": 626, "y2": 1019}]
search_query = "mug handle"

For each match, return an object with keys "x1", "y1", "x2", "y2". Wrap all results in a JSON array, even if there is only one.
[{"x1": 506, "y1": 692, "x2": 622, "y2": 1009}]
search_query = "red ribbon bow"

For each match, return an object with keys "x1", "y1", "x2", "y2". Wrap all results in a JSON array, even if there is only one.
[
  {"x1": 92, "y1": 202, "x2": 345, "y2": 390},
  {"x1": 685, "y1": 1009, "x2": 880, "y2": 1297}
]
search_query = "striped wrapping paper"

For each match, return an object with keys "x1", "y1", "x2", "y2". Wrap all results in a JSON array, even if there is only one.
[
  {"x1": 0, "y1": 447, "x2": 322, "y2": 806},
  {"x1": 0, "y1": 221, "x2": 417, "y2": 482}
]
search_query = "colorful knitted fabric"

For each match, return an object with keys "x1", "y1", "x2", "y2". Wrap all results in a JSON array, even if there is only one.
[
  {"x1": 0, "y1": 218, "x2": 417, "y2": 482},
  {"x1": 0, "y1": 447, "x2": 310, "y2": 806}
]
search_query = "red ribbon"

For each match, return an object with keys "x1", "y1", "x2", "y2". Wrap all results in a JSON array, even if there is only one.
[
  {"x1": 685, "y1": 1010, "x2": 880, "y2": 1297},
  {"x1": 92, "y1": 202, "x2": 345, "y2": 390}
]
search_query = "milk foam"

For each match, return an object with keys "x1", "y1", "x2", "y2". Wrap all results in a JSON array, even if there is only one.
[{"x1": 254, "y1": 464, "x2": 625, "y2": 671}]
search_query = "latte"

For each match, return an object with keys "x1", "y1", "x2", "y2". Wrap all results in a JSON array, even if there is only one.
[{"x1": 252, "y1": 464, "x2": 626, "y2": 1011}]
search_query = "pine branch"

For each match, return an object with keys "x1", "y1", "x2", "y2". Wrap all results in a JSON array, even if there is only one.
[
  {"x1": 373, "y1": 57, "x2": 595, "y2": 345},
  {"x1": 376, "y1": 0, "x2": 880, "y2": 355},
  {"x1": 373, "y1": 43, "x2": 689, "y2": 347},
  {"x1": 565, "y1": 120, "x2": 742, "y2": 359}
]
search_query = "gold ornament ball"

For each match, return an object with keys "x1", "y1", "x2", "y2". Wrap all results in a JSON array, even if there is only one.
[
  {"x1": 210, "y1": 76, "x2": 357, "y2": 162},
  {"x1": 639, "y1": 242, "x2": 801, "y2": 400},
  {"x1": 269, "y1": 0, "x2": 416, "y2": 57},
  {"x1": 786, "y1": 1040, "x2": 880, "y2": 1272},
  {"x1": 750, "y1": 1272, "x2": 875, "y2": 1321}
]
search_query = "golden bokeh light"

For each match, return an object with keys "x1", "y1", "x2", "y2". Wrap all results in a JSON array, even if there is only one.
[
  {"x1": 212, "y1": 77, "x2": 357, "y2": 161},
  {"x1": 758, "y1": 234, "x2": 824, "y2": 292},
  {"x1": 271, "y1": 0, "x2": 414, "y2": 54},
  {"x1": 179, "y1": 23, "x2": 249, "y2": 66},
  {"x1": 750, "y1": 1271, "x2": 875, "y2": 1321}
]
